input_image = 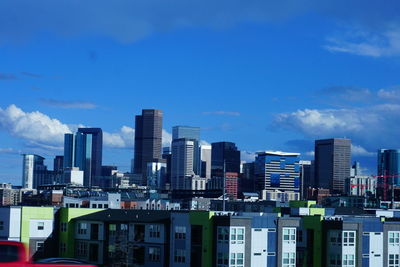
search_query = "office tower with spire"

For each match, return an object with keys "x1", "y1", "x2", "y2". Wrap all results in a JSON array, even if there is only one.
[{"x1": 133, "y1": 109, "x2": 163, "y2": 185}]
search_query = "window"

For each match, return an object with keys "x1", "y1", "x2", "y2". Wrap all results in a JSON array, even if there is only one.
[
  {"x1": 282, "y1": 252, "x2": 295, "y2": 267},
  {"x1": 109, "y1": 224, "x2": 116, "y2": 236},
  {"x1": 389, "y1": 232, "x2": 400, "y2": 246},
  {"x1": 60, "y1": 222, "x2": 67, "y2": 232},
  {"x1": 283, "y1": 228, "x2": 296, "y2": 244},
  {"x1": 148, "y1": 247, "x2": 161, "y2": 262},
  {"x1": 36, "y1": 241, "x2": 44, "y2": 252},
  {"x1": 149, "y1": 224, "x2": 161, "y2": 238},
  {"x1": 217, "y1": 227, "x2": 229, "y2": 243},
  {"x1": 389, "y1": 254, "x2": 400, "y2": 267},
  {"x1": 98, "y1": 204, "x2": 103, "y2": 208},
  {"x1": 297, "y1": 230, "x2": 303, "y2": 243},
  {"x1": 104, "y1": 204, "x2": 109, "y2": 208},
  {"x1": 76, "y1": 241, "x2": 88, "y2": 257},
  {"x1": 329, "y1": 254, "x2": 341, "y2": 266},
  {"x1": 343, "y1": 231, "x2": 355, "y2": 246},
  {"x1": 175, "y1": 226, "x2": 186, "y2": 239},
  {"x1": 230, "y1": 253, "x2": 244, "y2": 267},
  {"x1": 120, "y1": 223, "x2": 128, "y2": 232},
  {"x1": 217, "y1": 252, "x2": 229, "y2": 267},
  {"x1": 231, "y1": 227, "x2": 245, "y2": 244},
  {"x1": 37, "y1": 222, "x2": 44, "y2": 231},
  {"x1": 92, "y1": 204, "x2": 97, "y2": 208},
  {"x1": 0, "y1": 221, "x2": 3, "y2": 231},
  {"x1": 329, "y1": 231, "x2": 342, "y2": 246},
  {"x1": 78, "y1": 223, "x2": 87, "y2": 235},
  {"x1": 174, "y1": 249, "x2": 185, "y2": 263},
  {"x1": 343, "y1": 254, "x2": 355, "y2": 267},
  {"x1": 60, "y1": 242, "x2": 66, "y2": 254}
]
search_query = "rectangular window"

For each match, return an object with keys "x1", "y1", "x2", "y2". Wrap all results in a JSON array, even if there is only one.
[
  {"x1": 78, "y1": 222, "x2": 87, "y2": 235},
  {"x1": 148, "y1": 247, "x2": 161, "y2": 262},
  {"x1": 0, "y1": 221, "x2": 3, "y2": 231},
  {"x1": 37, "y1": 222, "x2": 44, "y2": 231},
  {"x1": 217, "y1": 252, "x2": 229, "y2": 267},
  {"x1": 149, "y1": 224, "x2": 161, "y2": 238},
  {"x1": 109, "y1": 224, "x2": 116, "y2": 236},
  {"x1": 231, "y1": 227, "x2": 245, "y2": 244},
  {"x1": 343, "y1": 231, "x2": 355, "y2": 246},
  {"x1": 283, "y1": 228, "x2": 296, "y2": 244},
  {"x1": 36, "y1": 241, "x2": 44, "y2": 252},
  {"x1": 389, "y1": 254, "x2": 400, "y2": 267},
  {"x1": 389, "y1": 232, "x2": 400, "y2": 246},
  {"x1": 60, "y1": 222, "x2": 67, "y2": 232},
  {"x1": 174, "y1": 226, "x2": 186, "y2": 239},
  {"x1": 174, "y1": 249, "x2": 186, "y2": 263},
  {"x1": 76, "y1": 241, "x2": 88, "y2": 257},
  {"x1": 230, "y1": 253, "x2": 244, "y2": 267},
  {"x1": 60, "y1": 242, "x2": 66, "y2": 253},
  {"x1": 343, "y1": 254, "x2": 355, "y2": 267},
  {"x1": 217, "y1": 227, "x2": 229, "y2": 243},
  {"x1": 282, "y1": 252, "x2": 295, "y2": 267}
]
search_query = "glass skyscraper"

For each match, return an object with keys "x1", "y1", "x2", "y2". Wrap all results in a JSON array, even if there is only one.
[{"x1": 22, "y1": 154, "x2": 48, "y2": 189}]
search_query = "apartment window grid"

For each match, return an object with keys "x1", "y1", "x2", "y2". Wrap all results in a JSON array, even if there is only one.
[
  {"x1": 283, "y1": 228, "x2": 296, "y2": 244},
  {"x1": 230, "y1": 252, "x2": 244, "y2": 267},
  {"x1": 78, "y1": 223, "x2": 87, "y2": 235},
  {"x1": 60, "y1": 222, "x2": 67, "y2": 232},
  {"x1": 37, "y1": 222, "x2": 44, "y2": 231},
  {"x1": 329, "y1": 254, "x2": 342, "y2": 267},
  {"x1": 343, "y1": 231, "x2": 355, "y2": 246},
  {"x1": 282, "y1": 252, "x2": 295, "y2": 267},
  {"x1": 217, "y1": 227, "x2": 229, "y2": 243},
  {"x1": 149, "y1": 224, "x2": 161, "y2": 238},
  {"x1": 174, "y1": 249, "x2": 186, "y2": 263},
  {"x1": 342, "y1": 254, "x2": 355, "y2": 267},
  {"x1": 148, "y1": 247, "x2": 161, "y2": 262},
  {"x1": 217, "y1": 252, "x2": 229, "y2": 267},
  {"x1": 389, "y1": 254, "x2": 400, "y2": 267},
  {"x1": 231, "y1": 227, "x2": 245, "y2": 244},
  {"x1": 77, "y1": 241, "x2": 88, "y2": 257},
  {"x1": 175, "y1": 226, "x2": 186, "y2": 239},
  {"x1": 389, "y1": 232, "x2": 400, "y2": 246}
]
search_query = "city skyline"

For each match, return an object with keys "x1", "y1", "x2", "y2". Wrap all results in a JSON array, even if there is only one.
[{"x1": 1, "y1": 1, "x2": 400, "y2": 183}]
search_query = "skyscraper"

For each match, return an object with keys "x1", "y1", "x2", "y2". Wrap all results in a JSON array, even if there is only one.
[
  {"x1": 377, "y1": 149, "x2": 400, "y2": 201},
  {"x1": 133, "y1": 109, "x2": 163, "y2": 184},
  {"x1": 314, "y1": 138, "x2": 351, "y2": 193},
  {"x1": 22, "y1": 154, "x2": 48, "y2": 189},
  {"x1": 171, "y1": 138, "x2": 195, "y2": 189},
  {"x1": 211, "y1": 142, "x2": 240, "y2": 176},
  {"x1": 172, "y1": 126, "x2": 201, "y2": 175},
  {"x1": 63, "y1": 128, "x2": 103, "y2": 187},
  {"x1": 200, "y1": 145, "x2": 211, "y2": 179},
  {"x1": 255, "y1": 151, "x2": 300, "y2": 201}
]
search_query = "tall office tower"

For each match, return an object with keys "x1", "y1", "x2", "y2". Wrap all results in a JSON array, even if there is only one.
[
  {"x1": 162, "y1": 147, "x2": 172, "y2": 187},
  {"x1": 314, "y1": 138, "x2": 351, "y2": 193},
  {"x1": 133, "y1": 109, "x2": 163, "y2": 184},
  {"x1": 299, "y1": 160, "x2": 314, "y2": 200},
  {"x1": 53, "y1": 156, "x2": 64, "y2": 172},
  {"x1": 22, "y1": 154, "x2": 48, "y2": 189},
  {"x1": 63, "y1": 128, "x2": 103, "y2": 187},
  {"x1": 377, "y1": 149, "x2": 400, "y2": 201},
  {"x1": 255, "y1": 151, "x2": 301, "y2": 201},
  {"x1": 172, "y1": 126, "x2": 201, "y2": 175},
  {"x1": 211, "y1": 142, "x2": 241, "y2": 176},
  {"x1": 63, "y1": 133, "x2": 75, "y2": 169},
  {"x1": 351, "y1": 161, "x2": 362, "y2": 176},
  {"x1": 200, "y1": 145, "x2": 211, "y2": 179},
  {"x1": 147, "y1": 162, "x2": 167, "y2": 190},
  {"x1": 171, "y1": 138, "x2": 195, "y2": 189}
]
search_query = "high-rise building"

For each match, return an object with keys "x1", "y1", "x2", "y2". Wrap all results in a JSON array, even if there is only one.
[
  {"x1": 255, "y1": 151, "x2": 300, "y2": 201},
  {"x1": 211, "y1": 142, "x2": 240, "y2": 177},
  {"x1": 314, "y1": 138, "x2": 351, "y2": 193},
  {"x1": 53, "y1": 156, "x2": 64, "y2": 172},
  {"x1": 377, "y1": 149, "x2": 400, "y2": 201},
  {"x1": 300, "y1": 160, "x2": 314, "y2": 200},
  {"x1": 147, "y1": 162, "x2": 167, "y2": 190},
  {"x1": 200, "y1": 145, "x2": 211, "y2": 179},
  {"x1": 63, "y1": 128, "x2": 103, "y2": 187},
  {"x1": 171, "y1": 138, "x2": 195, "y2": 189},
  {"x1": 22, "y1": 154, "x2": 48, "y2": 189},
  {"x1": 162, "y1": 147, "x2": 172, "y2": 188},
  {"x1": 133, "y1": 109, "x2": 163, "y2": 185},
  {"x1": 172, "y1": 126, "x2": 201, "y2": 175}
]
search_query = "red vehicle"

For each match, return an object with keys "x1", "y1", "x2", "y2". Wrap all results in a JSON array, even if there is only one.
[{"x1": 0, "y1": 241, "x2": 97, "y2": 267}]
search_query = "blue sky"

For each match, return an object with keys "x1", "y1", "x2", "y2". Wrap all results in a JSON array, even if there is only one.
[{"x1": 1, "y1": 0, "x2": 400, "y2": 184}]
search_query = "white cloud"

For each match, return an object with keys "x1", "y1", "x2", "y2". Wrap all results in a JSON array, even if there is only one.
[
  {"x1": 324, "y1": 28, "x2": 400, "y2": 57},
  {"x1": 40, "y1": 99, "x2": 97, "y2": 109},
  {"x1": 377, "y1": 88, "x2": 400, "y2": 101},
  {"x1": 0, "y1": 104, "x2": 172, "y2": 151},
  {"x1": 273, "y1": 104, "x2": 400, "y2": 151},
  {"x1": 351, "y1": 144, "x2": 374, "y2": 157},
  {"x1": 305, "y1": 151, "x2": 315, "y2": 157},
  {"x1": 241, "y1": 151, "x2": 255, "y2": 162}
]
